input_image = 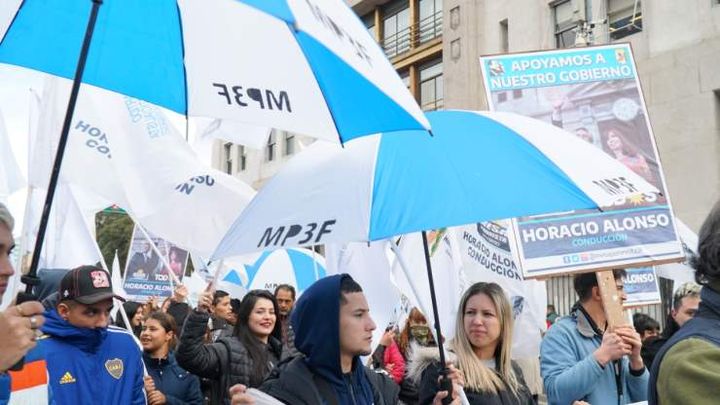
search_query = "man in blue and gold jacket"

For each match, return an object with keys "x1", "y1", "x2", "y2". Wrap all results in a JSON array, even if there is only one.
[{"x1": 17, "y1": 265, "x2": 146, "y2": 404}]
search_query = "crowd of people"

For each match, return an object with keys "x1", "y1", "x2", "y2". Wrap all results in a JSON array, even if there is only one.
[{"x1": 1, "y1": 200, "x2": 720, "y2": 405}]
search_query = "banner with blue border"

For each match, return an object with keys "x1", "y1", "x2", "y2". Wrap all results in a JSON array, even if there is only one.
[
  {"x1": 480, "y1": 44, "x2": 684, "y2": 278},
  {"x1": 623, "y1": 267, "x2": 661, "y2": 307}
]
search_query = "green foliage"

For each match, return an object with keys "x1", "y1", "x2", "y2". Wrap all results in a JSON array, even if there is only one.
[{"x1": 95, "y1": 210, "x2": 134, "y2": 275}]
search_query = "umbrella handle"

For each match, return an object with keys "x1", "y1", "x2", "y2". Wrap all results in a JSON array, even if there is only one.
[
  {"x1": 8, "y1": 291, "x2": 38, "y2": 371},
  {"x1": 439, "y1": 369, "x2": 454, "y2": 405}
]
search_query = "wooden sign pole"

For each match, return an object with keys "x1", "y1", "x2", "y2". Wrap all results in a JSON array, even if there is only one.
[{"x1": 596, "y1": 270, "x2": 628, "y2": 329}]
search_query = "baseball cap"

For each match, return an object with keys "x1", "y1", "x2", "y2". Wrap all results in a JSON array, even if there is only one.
[{"x1": 59, "y1": 265, "x2": 125, "y2": 305}]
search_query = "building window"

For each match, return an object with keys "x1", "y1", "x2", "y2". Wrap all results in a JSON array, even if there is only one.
[
  {"x1": 382, "y1": 0, "x2": 411, "y2": 58},
  {"x1": 552, "y1": 0, "x2": 577, "y2": 48},
  {"x1": 512, "y1": 89, "x2": 523, "y2": 99},
  {"x1": 223, "y1": 142, "x2": 232, "y2": 174},
  {"x1": 419, "y1": 59, "x2": 443, "y2": 111},
  {"x1": 499, "y1": 19, "x2": 509, "y2": 53},
  {"x1": 418, "y1": 0, "x2": 443, "y2": 44},
  {"x1": 363, "y1": 13, "x2": 376, "y2": 40},
  {"x1": 608, "y1": 0, "x2": 642, "y2": 41},
  {"x1": 284, "y1": 133, "x2": 296, "y2": 156},
  {"x1": 237, "y1": 145, "x2": 246, "y2": 171},
  {"x1": 497, "y1": 92, "x2": 508, "y2": 103},
  {"x1": 266, "y1": 133, "x2": 276, "y2": 162}
]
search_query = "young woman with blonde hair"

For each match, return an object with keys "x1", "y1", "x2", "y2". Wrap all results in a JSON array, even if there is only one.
[{"x1": 411, "y1": 282, "x2": 533, "y2": 404}]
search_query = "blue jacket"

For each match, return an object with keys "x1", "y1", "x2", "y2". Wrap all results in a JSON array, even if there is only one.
[
  {"x1": 541, "y1": 305, "x2": 648, "y2": 405},
  {"x1": 290, "y1": 274, "x2": 378, "y2": 405},
  {"x1": 0, "y1": 374, "x2": 7, "y2": 405},
  {"x1": 29, "y1": 309, "x2": 146, "y2": 405},
  {"x1": 143, "y1": 352, "x2": 202, "y2": 405}
]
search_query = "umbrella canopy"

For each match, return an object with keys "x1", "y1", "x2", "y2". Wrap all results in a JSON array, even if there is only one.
[
  {"x1": 243, "y1": 248, "x2": 326, "y2": 294},
  {"x1": 213, "y1": 110, "x2": 659, "y2": 258},
  {"x1": 214, "y1": 249, "x2": 326, "y2": 295},
  {"x1": 0, "y1": 0, "x2": 429, "y2": 143}
]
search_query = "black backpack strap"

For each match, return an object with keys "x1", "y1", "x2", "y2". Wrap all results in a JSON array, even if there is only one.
[{"x1": 312, "y1": 373, "x2": 340, "y2": 405}]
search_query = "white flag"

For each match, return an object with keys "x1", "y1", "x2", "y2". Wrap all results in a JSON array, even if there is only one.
[
  {"x1": 656, "y1": 219, "x2": 698, "y2": 292},
  {"x1": 22, "y1": 184, "x2": 104, "y2": 270},
  {"x1": 0, "y1": 109, "x2": 25, "y2": 199},
  {"x1": 31, "y1": 77, "x2": 128, "y2": 206},
  {"x1": 390, "y1": 230, "x2": 466, "y2": 341},
  {"x1": 35, "y1": 76, "x2": 256, "y2": 257},
  {"x1": 110, "y1": 251, "x2": 127, "y2": 321}
]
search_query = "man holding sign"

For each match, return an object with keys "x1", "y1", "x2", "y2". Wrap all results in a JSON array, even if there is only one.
[{"x1": 541, "y1": 270, "x2": 648, "y2": 404}]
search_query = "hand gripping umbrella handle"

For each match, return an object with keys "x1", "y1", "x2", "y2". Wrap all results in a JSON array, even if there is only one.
[
  {"x1": 8, "y1": 290, "x2": 38, "y2": 371},
  {"x1": 439, "y1": 368, "x2": 454, "y2": 405}
]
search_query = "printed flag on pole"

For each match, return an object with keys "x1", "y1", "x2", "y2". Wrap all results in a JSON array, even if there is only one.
[
  {"x1": 0, "y1": 109, "x2": 25, "y2": 200},
  {"x1": 34, "y1": 76, "x2": 255, "y2": 257}
]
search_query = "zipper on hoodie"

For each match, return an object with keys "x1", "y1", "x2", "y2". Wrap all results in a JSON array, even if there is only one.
[{"x1": 345, "y1": 374, "x2": 358, "y2": 405}]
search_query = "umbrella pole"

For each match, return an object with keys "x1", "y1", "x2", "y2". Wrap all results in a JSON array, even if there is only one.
[
  {"x1": 421, "y1": 230, "x2": 453, "y2": 402},
  {"x1": 24, "y1": 0, "x2": 104, "y2": 294}
]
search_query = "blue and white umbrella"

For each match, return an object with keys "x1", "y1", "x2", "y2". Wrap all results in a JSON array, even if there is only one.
[
  {"x1": 212, "y1": 109, "x2": 660, "y2": 377},
  {"x1": 0, "y1": 0, "x2": 429, "y2": 286},
  {"x1": 217, "y1": 249, "x2": 326, "y2": 295},
  {"x1": 213, "y1": 110, "x2": 659, "y2": 258},
  {"x1": 242, "y1": 248, "x2": 326, "y2": 294},
  {"x1": 0, "y1": 0, "x2": 428, "y2": 143}
]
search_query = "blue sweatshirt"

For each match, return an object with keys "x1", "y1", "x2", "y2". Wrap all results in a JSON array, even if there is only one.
[
  {"x1": 30, "y1": 309, "x2": 146, "y2": 405},
  {"x1": 291, "y1": 274, "x2": 376, "y2": 405}
]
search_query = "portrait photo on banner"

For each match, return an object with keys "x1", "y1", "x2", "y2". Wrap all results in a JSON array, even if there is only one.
[{"x1": 123, "y1": 224, "x2": 189, "y2": 301}]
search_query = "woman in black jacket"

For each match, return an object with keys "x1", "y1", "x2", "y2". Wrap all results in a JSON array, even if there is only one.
[
  {"x1": 141, "y1": 311, "x2": 203, "y2": 405},
  {"x1": 411, "y1": 282, "x2": 534, "y2": 405},
  {"x1": 176, "y1": 290, "x2": 283, "y2": 404}
]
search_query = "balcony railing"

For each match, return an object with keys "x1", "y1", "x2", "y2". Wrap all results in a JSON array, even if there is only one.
[
  {"x1": 421, "y1": 97, "x2": 444, "y2": 112},
  {"x1": 381, "y1": 11, "x2": 443, "y2": 58}
]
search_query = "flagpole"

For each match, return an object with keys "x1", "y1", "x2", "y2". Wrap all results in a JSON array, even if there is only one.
[
  {"x1": 311, "y1": 246, "x2": 320, "y2": 281},
  {"x1": 208, "y1": 259, "x2": 225, "y2": 292},
  {"x1": 96, "y1": 248, "x2": 133, "y2": 335},
  {"x1": 25, "y1": 0, "x2": 104, "y2": 294}
]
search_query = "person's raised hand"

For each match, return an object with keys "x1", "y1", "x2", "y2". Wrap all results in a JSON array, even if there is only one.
[
  {"x1": 0, "y1": 301, "x2": 45, "y2": 372},
  {"x1": 446, "y1": 363, "x2": 465, "y2": 388},
  {"x1": 379, "y1": 329, "x2": 395, "y2": 347},
  {"x1": 615, "y1": 325, "x2": 644, "y2": 370},
  {"x1": 198, "y1": 290, "x2": 214, "y2": 313},
  {"x1": 594, "y1": 331, "x2": 631, "y2": 366}
]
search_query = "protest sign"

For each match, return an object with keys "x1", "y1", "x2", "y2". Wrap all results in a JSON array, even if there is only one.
[
  {"x1": 480, "y1": 44, "x2": 684, "y2": 277},
  {"x1": 623, "y1": 266, "x2": 661, "y2": 307},
  {"x1": 123, "y1": 224, "x2": 188, "y2": 301}
]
